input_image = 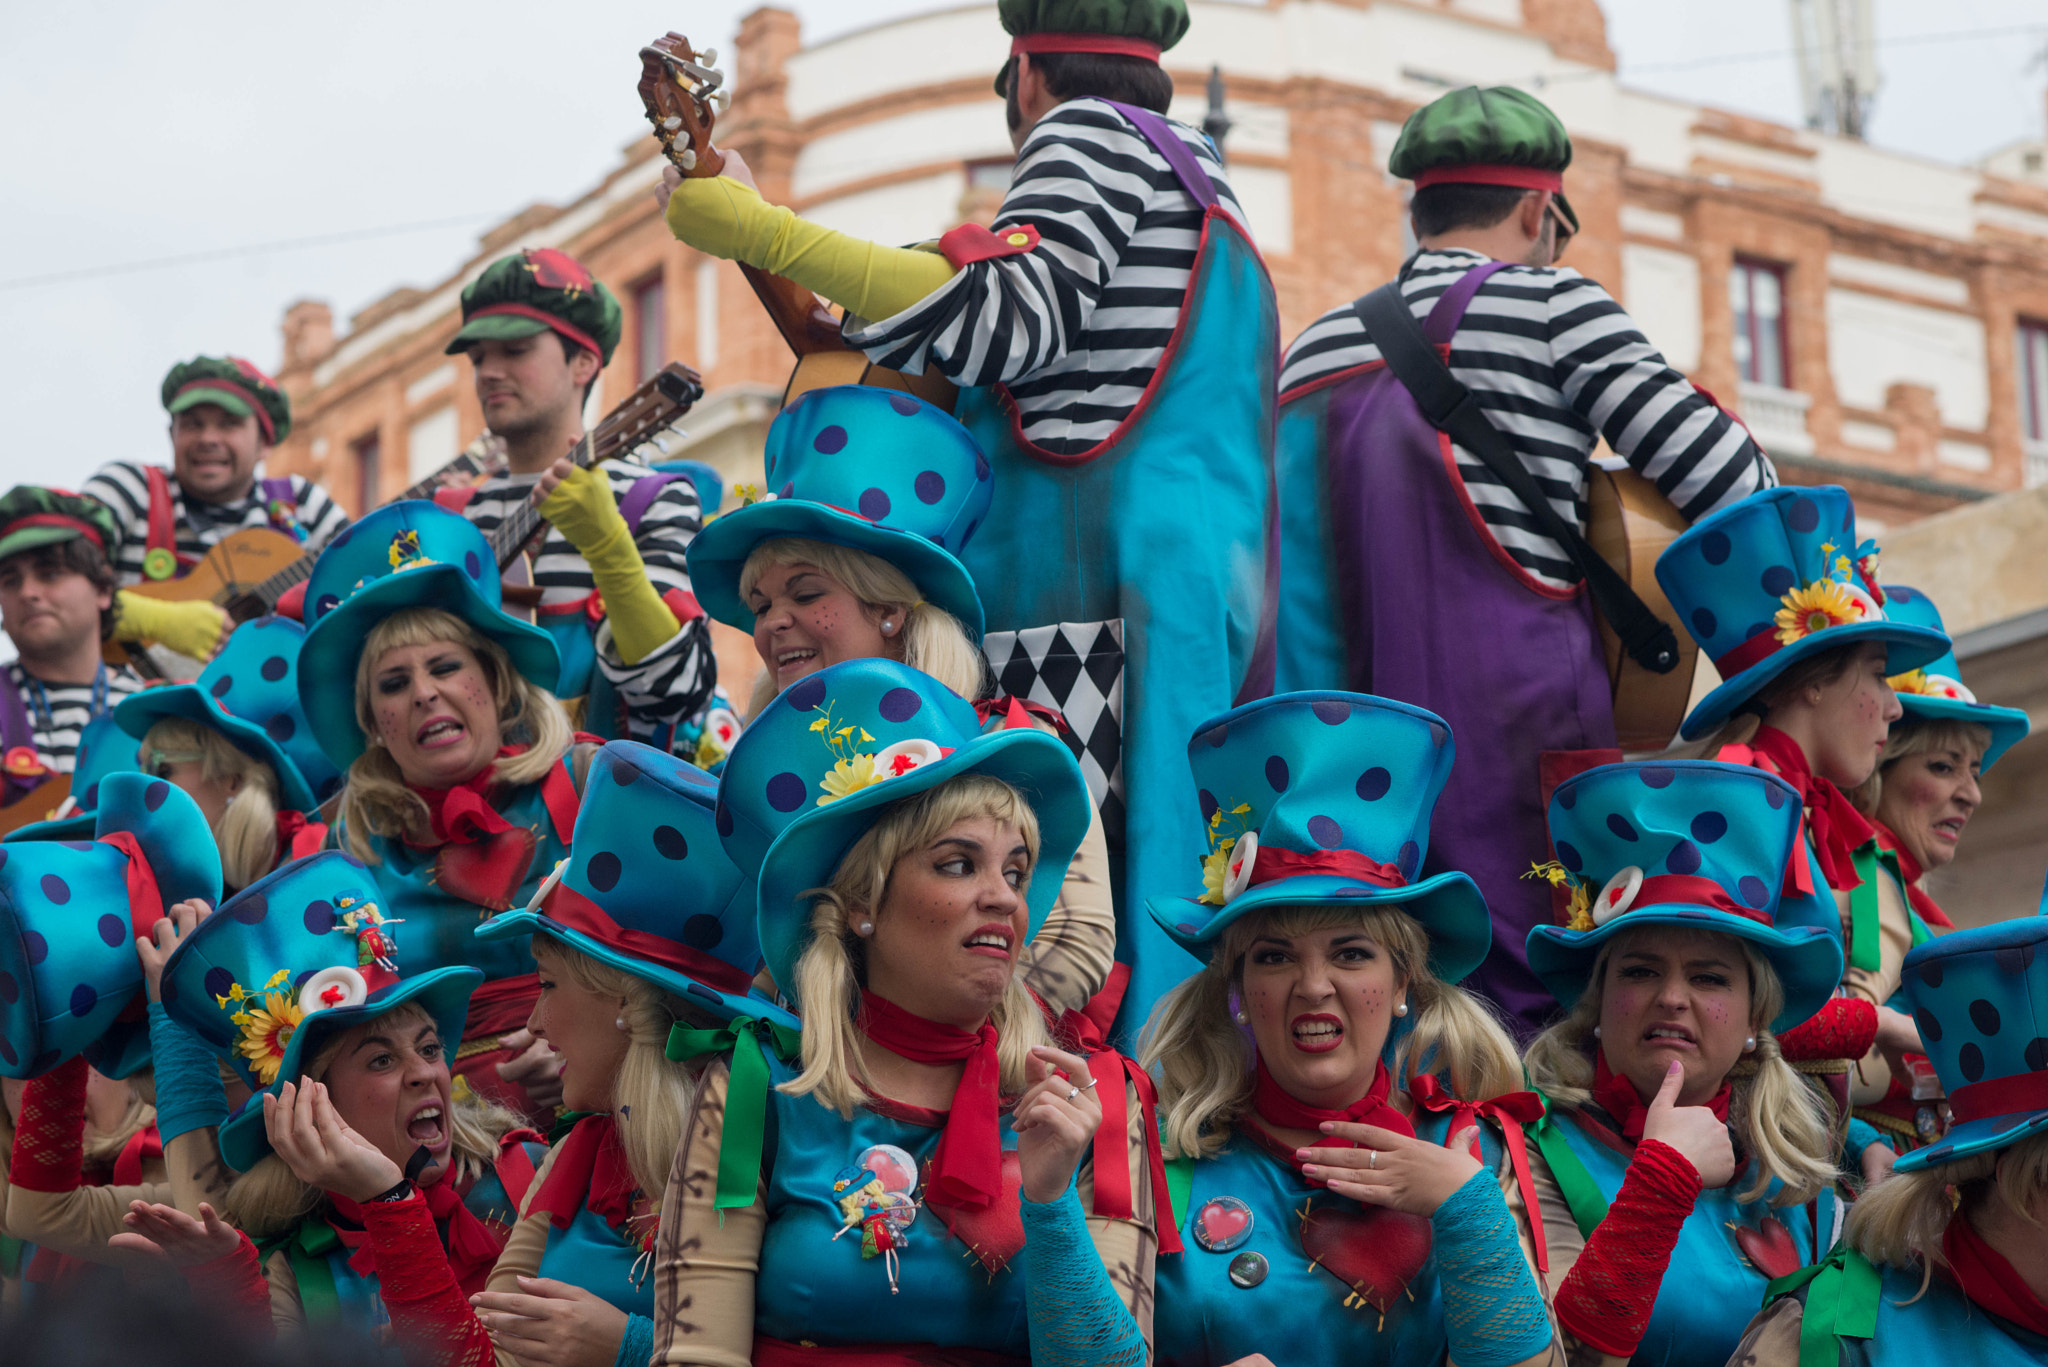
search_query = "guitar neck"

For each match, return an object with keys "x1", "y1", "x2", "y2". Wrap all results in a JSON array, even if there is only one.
[
  {"x1": 485, "y1": 432, "x2": 596, "y2": 571},
  {"x1": 737, "y1": 263, "x2": 854, "y2": 357}
]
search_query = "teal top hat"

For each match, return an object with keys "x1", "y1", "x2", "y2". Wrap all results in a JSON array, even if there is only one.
[
  {"x1": 1892, "y1": 917, "x2": 2048, "y2": 1174},
  {"x1": 3, "y1": 713, "x2": 142, "y2": 844},
  {"x1": 0, "y1": 772, "x2": 221, "y2": 1079},
  {"x1": 1526, "y1": 761, "x2": 1845, "y2": 1034},
  {"x1": 685, "y1": 386, "x2": 994, "y2": 639},
  {"x1": 477, "y1": 741, "x2": 798, "y2": 1032},
  {"x1": 114, "y1": 616, "x2": 343, "y2": 814},
  {"x1": 298, "y1": 500, "x2": 561, "y2": 770},
  {"x1": 1656, "y1": 486, "x2": 1948, "y2": 741},
  {"x1": 1878, "y1": 584, "x2": 2030, "y2": 772},
  {"x1": 1144, "y1": 692, "x2": 1491, "y2": 983},
  {"x1": 159, "y1": 850, "x2": 482, "y2": 1172},
  {"x1": 718, "y1": 658, "x2": 1090, "y2": 1002}
]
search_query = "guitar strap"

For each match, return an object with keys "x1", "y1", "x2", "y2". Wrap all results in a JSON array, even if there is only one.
[{"x1": 1353, "y1": 274, "x2": 1681, "y2": 676}]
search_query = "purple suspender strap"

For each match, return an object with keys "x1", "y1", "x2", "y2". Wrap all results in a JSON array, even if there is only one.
[
  {"x1": 1100, "y1": 101, "x2": 1220, "y2": 209},
  {"x1": 1, "y1": 672, "x2": 41, "y2": 805},
  {"x1": 1423, "y1": 261, "x2": 1514, "y2": 346},
  {"x1": 617, "y1": 473, "x2": 677, "y2": 537}
]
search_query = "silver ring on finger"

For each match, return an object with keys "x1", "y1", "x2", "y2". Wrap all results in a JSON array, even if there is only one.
[
  {"x1": 1367, "y1": 1149, "x2": 1378, "y2": 1170},
  {"x1": 1066, "y1": 1085, "x2": 1079, "y2": 1101}
]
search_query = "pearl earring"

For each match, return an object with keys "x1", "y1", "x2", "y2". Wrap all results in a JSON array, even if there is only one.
[
  {"x1": 615, "y1": 1016, "x2": 629, "y2": 1032},
  {"x1": 1393, "y1": 1000, "x2": 1409, "y2": 1017},
  {"x1": 881, "y1": 620, "x2": 897, "y2": 635},
  {"x1": 857, "y1": 921, "x2": 874, "y2": 936},
  {"x1": 1592, "y1": 1025, "x2": 1602, "y2": 1040},
  {"x1": 1744, "y1": 1036, "x2": 1757, "y2": 1053},
  {"x1": 1232, "y1": 1009, "x2": 1249, "y2": 1025}
]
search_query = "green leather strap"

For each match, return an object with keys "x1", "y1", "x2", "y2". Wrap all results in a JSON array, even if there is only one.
[
  {"x1": 1847, "y1": 842, "x2": 1882, "y2": 974},
  {"x1": 1527, "y1": 1099, "x2": 1609, "y2": 1240}
]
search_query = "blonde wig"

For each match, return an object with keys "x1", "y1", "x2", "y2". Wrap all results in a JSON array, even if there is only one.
[
  {"x1": 222, "y1": 1003, "x2": 524, "y2": 1240},
  {"x1": 338, "y1": 607, "x2": 572, "y2": 861},
  {"x1": 80, "y1": 1087, "x2": 157, "y2": 1173},
  {"x1": 1523, "y1": 928, "x2": 1837, "y2": 1205},
  {"x1": 1856, "y1": 716, "x2": 1993, "y2": 822},
  {"x1": 530, "y1": 935, "x2": 700, "y2": 1205},
  {"x1": 780, "y1": 773, "x2": 1051, "y2": 1117},
  {"x1": 739, "y1": 537, "x2": 984, "y2": 715},
  {"x1": 1138, "y1": 904, "x2": 1523, "y2": 1161},
  {"x1": 1846, "y1": 1131, "x2": 2048, "y2": 1299},
  {"x1": 141, "y1": 717, "x2": 281, "y2": 891}
]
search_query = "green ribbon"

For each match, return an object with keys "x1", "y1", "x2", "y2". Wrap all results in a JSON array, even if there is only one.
[
  {"x1": 666, "y1": 1014, "x2": 802, "y2": 1210},
  {"x1": 1764, "y1": 1243, "x2": 1881, "y2": 1367},
  {"x1": 1847, "y1": 841, "x2": 1882, "y2": 974},
  {"x1": 0, "y1": 1234, "x2": 24, "y2": 1279},
  {"x1": 1164, "y1": 1153, "x2": 1194, "y2": 1231},
  {"x1": 270, "y1": 1218, "x2": 342, "y2": 1323},
  {"x1": 1526, "y1": 1095, "x2": 1609, "y2": 1240}
]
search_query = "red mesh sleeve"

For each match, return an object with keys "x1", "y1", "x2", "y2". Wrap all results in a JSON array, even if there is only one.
[
  {"x1": 9, "y1": 1056, "x2": 89, "y2": 1193},
  {"x1": 359, "y1": 1196, "x2": 495, "y2": 1367},
  {"x1": 1775, "y1": 997, "x2": 1878, "y2": 1063},
  {"x1": 1553, "y1": 1139, "x2": 1702, "y2": 1358},
  {"x1": 185, "y1": 1233, "x2": 275, "y2": 1337}
]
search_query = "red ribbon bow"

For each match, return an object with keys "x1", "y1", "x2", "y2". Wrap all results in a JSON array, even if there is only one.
[
  {"x1": 1407, "y1": 1075, "x2": 1550, "y2": 1274},
  {"x1": 112, "y1": 1124, "x2": 164, "y2": 1187},
  {"x1": 527, "y1": 1114, "x2": 641, "y2": 1234},
  {"x1": 1054, "y1": 964, "x2": 1183, "y2": 1254},
  {"x1": 858, "y1": 991, "x2": 1004, "y2": 1213}
]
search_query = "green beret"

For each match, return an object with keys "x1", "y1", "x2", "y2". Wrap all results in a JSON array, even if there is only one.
[
  {"x1": 995, "y1": 0, "x2": 1188, "y2": 95},
  {"x1": 446, "y1": 248, "x2": 623, "y2": 366},
  {"x1": 1390, "y1": 86, "x2": 1578, "y2": 234},
  {"x1": 160, "y1": 356, "x2": 292, "y2": 445},
  {"x1": 0, "y1": 485, "x2": 118, "y2": 566}
]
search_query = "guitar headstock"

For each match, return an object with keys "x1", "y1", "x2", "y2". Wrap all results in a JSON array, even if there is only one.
[
  {"x1": 639, "y1": 34, "x2": 729, "y2": 178},
  {"x1": 591, "y1": 362, "x2": 706, "y2": 464}
]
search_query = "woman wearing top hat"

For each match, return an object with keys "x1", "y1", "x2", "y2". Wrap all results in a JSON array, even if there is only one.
[
  {"x1": 650, "y1": 659, "x2": 1162, "y2": 1366},
  {"x1": 1731, "y1": 915, "x2": 2048, "y2": 1365},
  {"x1": 119, "y1": 850, "x2": 548, "y2": 1342},
  {"x1": 688, "y1": 384, "x2": 1116, "y2": 1021},
  {"x1": 297, "y1": 499, "x2": 593, "y2": 1117},
  {"x1": 1136, "y1": 693, "x2": 1558, "y2": 1367},
  {"x1": 1657, "y1": 485, "x2": 1949, "y2": 1123},
  {"x1": 445, "y1": 742, "x2": 801, "y2": 1367},
  {"x1": 1519, "y1": 760, "x2": 1847, "y2": 1367}
]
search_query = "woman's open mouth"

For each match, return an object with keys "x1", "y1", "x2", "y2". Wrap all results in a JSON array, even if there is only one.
[
  {"x1": 1643, "y1": 1023, "x2": 1697, "y2": 1050},
  {"x1": 963, "y1": 924, "x2": 1015, "y2": 959},
  {"x1": 1290, "y1": 1013, "x2": 1344, "y2": 1054},
  {"x1": 405, "y1": 1101, "x2": 449, "y2": 1151},
  {"x1": 1931, "y1": 816, "x2": 1966, "y2": 845},
  {"x1": 415, "y1": 717, "x2": 466, "y2": 750}
]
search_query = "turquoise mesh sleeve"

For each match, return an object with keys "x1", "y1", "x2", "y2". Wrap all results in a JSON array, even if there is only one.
[
  {"x1": 147, "y1": 1001, "x2": 228, "y2": 1145},
  {"x1": 1019, "y1": 1179, "x2": 1146, "y2": 1367},
  {"x1": 1431, "y1": 1167, "x2": 1556, "y2": 1367},
  {"x1": 611, "y1": 1312, "x2": 654, "y2": 1367}
]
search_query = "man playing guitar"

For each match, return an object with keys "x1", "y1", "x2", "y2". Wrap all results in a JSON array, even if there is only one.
[
  {"x1": 439, "y1": 247, "x2": 717, "y2": 751},
  {"x1": 0, "y1": 488, "x2": 146, "y2": 816},
  {"x1": 82, "y1": 355, "x2": 351, "y2": 665}
]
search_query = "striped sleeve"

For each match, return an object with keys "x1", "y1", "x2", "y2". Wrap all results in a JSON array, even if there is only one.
[
  {"x1": 591, "y1": 467, "x2": 717, "y2": 744},
  {"x1": 287, "y1": 474, "x2": 351, "y2": 553},
  {"x1": 79, "y1": 461, "x2": 154, "y2": 577}
]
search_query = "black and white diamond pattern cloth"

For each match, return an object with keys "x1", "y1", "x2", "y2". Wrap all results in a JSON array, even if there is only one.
[{"x1": 981, "y1": 618, "x2": 1126, "y2": 848}]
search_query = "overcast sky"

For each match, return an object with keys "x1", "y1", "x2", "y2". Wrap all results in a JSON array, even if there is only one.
[{"x1": 2, "y1": 0, "x2": 2043, "y2": 497}]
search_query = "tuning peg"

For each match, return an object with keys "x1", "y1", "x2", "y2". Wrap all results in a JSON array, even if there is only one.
[
  {"x1": 661, "y1": 115, "x2": 682, "y2": 131},
  {"x1": 712, "y1": 90, "x2": 730, "y2": 110},
  {"x1": 678, "y1": 147, "x2": 698, "y2": 171},
  {"x1": 699, "y1": 47, "x2": 718, "y2": 66}
]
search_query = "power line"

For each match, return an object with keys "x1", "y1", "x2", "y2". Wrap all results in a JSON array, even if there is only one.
[
  {"x1": 0, "y1": 213, "x2": 496, "y2": 292},
  {"x1": 1540, "y1": 20, "x2": 2048, "y2": 84}
]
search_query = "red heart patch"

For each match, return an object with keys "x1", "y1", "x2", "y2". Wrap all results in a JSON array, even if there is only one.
[
  {"x1": 1297, "y1": 1199, "x2": 1433, "y2": 1314},
  {"x1": 432, "y1": 827, "x2": 539, "y2": 912},
  {"x1": 1198, "y1": 1200, "x2": 1250, "y2": 1246},
  {"x1": 1732, "y1": 1217, "x2": 1800, "y2": 1281},
  {"x1": 928, "y1": 1150, "x2": 1025, "y2": 1276}
]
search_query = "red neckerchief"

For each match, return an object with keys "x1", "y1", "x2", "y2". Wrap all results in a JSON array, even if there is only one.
[
  {"x1": 328, "y1": 1171, "x2": 504, "y2": 1286},
  {"x1": 1408, "y1": 1075, "x2": 1550, "y2": 1274},
  {"x1": 406, "y1": 745, "x2": 543, "y2": 911},
  {"x1": 1730, "y1": 726, "x2": 1874, "y2": 893},
  {"x1": 408, "y1": 747, "x2": 524, "y2": 846},
  {"x1": 858, "y1": 990, "x2": 1003, "y2": 1213},
  {"x1": 1942, "y1": 1211, "x2": 2048, "y2": 1335},
  {"x1": 527, "y1": 1114, "x2": 640, "y2": 1235},
  {"x1": 275, "y1": 809, "x2": 329, "y2": 865},
  {"x1": 1591, "y1": 1051, "x2": 1731, "y2": 1141},
  {"x1": 1873, "y1": 822, "x2": 1956, "y2": 931},
  {"x1": 1251, "y1": 1058, "x2": 1415, "y2": 1143},
  {"x1": 112, "y1": 1124, "x2": 163, "y2": 1187}
]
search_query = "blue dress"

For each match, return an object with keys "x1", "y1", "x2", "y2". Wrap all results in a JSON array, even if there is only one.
[{"x1": 1762, "y1": 1249, "x2": 2048, "y2": 1366}]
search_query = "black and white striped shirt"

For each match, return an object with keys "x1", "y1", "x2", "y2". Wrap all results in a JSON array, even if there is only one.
[
  {"x1": 1280, "y1": 249, "x2": 1777, "y2": 589},
  {"x1": 5, "y1": 663, "x2": 144, "y2": 774},
  {"x1": 81, "y1": 460, "x2": 351, "y2": 585},
  {"x1": 846, "y1": 98, "x2": 1249, "y2": 457},
  {"x1": 454, "y1": 458, "x2": 716, "y2": 746}
]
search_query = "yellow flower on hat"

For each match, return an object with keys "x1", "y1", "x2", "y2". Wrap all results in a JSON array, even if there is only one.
[
  {"x1": 818, "y1": 753, "x2": 885, "y2": 806},
  {"x1": 1199, "y1": 836, "x2": 1239, "y2": 906},
  {"x1": 235, "y1": 991, "x2": 305, "y2": 1086},
  {"x1": 1773, "y1": 580, "x2": 1862, "y2": 646},
  {"x1": 1888, "y1": 668, "x2": 1930, "y2": 695}
]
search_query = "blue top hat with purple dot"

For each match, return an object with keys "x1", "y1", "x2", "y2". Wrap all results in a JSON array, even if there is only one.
[
  {"x1": 1878, "y1": 584, "x2": 2030, "y2": 772},
  {"x1": 1527, "y1": 761, "x2": 1845, "y2": 1034},
  {"x1": 476, "y1": 741, "x2": 797, "y2": 1032},
  {"x1": 115, "y1": 616, "x2": 343, "y2": 814},
  {"x1": 1144, "y1": 692, "x2": 1492, "y2": 983},
  {"x1": 1891, "y1": 916, "x2": 2048, "y2": 1174},
  {"x1": 160, "y1": 849, "x2": 482, "y2": 1171},
  {"x1": 1656, "y1": 486, "x2": 1948, "y2": 741},
  {"x1": 685, "y1": 386, "x2": 993, "y2": 639},
  {"x1": 3, "y1": 712, "x2": 142, "y2": 844},
  {"x1": 298, "y1": 500, "x2": 562, "y2": 770},
  {"x1": 0, "y1": 772, "x2": 221, "y2": 1079},
  {"x1": 717, "y1": 658, "x2": 1090, "y2": 1002}
]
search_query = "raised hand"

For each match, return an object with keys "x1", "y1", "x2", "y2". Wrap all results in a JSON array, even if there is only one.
[
  {"x1": 471, "y1": 1275, "x2": 631, "y2": 1367},
  {"x1": 1639, "y1": 1060, "x2": 1736, "y2": 1189},
  {"x1": 137, "y1": 898, "x2": 212, "y2": 1002},
  {"x1": 495, "y1": 1027, "x2": 566, "y2": 1110},
  {"x1": 1300, "y1": 1122, "x2": 1485, "y2": 1216},
  {"x1": 108, "y1": 1200, "x2": 241, "y2": 1266},
  {"x1": 1010, "y1": 1045, "x2": 1103, "y2": 1204},
  {"x1": 265, "y1": 1079, "x2": 404, "y2": 1203}
]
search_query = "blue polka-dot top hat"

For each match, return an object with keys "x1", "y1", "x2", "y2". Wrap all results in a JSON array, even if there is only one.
[
  {"x1": 685, "y1": 385, "x2": 994, "y2": 638},
  {"x1": 1144, "y1": 692, "x2": 1491, "y2": 984},
  {"x1": 476, "y1": 741, "x2": 798, "y2": 1032},
  {"x1": 298, "y1": 500, "x2": 562, "y2": 770},
  {"x1": 1891, "y1": 917, "x2": 2048, "y2": 1174},
  {"x1": 1878, "y1": 584, "x2": 2030, "y2": 772},
  {"x1": 1655, "y1": 486, "x2": 1948, "y2": 741},
  {"x1": 2, "y1": 712, "x2": 142, "y2": 844},
  {"x1": 1527, "y1": 761, "x2": 1845, "y2": 1034},
  {"x1": 114, "y1": 616, "x2": 343, "y2": 814},
  {"x1": 0, "y1": 772, "x2": 221, "y2": 1079},
  {"x1": 160, "y1": 849, "x2": 482, "y2": 1172},
  {"x1": 718, "y1": 658, "x2": 1090, "y2": 1001}
]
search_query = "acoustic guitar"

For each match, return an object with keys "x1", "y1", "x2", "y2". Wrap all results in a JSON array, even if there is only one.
[
  {"x1": 0, "y1": 773, "x2": 70, "y2": 838},
  {"x1": 637, "y1": 34, "x2": 956, "y2": 412},
  {"x1": 1586, "y1": 464, "x2": 1700, "y2": 752}
]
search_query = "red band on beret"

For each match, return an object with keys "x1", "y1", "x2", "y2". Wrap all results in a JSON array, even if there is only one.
[
  {"x1": 173, "y1": 378, "x2": 276, "y2": 443},
  {"x1": 3, "y1": 513, "x2": 105, "y2": 553},
  {"x1": 543, "y1": 881, "x2": 754, "y2": 997},
  {"x1": 1010, "y1": 33, "x2": 1163, "y2": 61},
  {"x1": 466, "y1": 303, "x2": 604, "y2": 362},
  {"x1": 1948, "y1": 1071, "x2": 2048, "y2": 1126},
  {"x1": 1411, "y1": 164, "x2": 1565, "y2": 193}
]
